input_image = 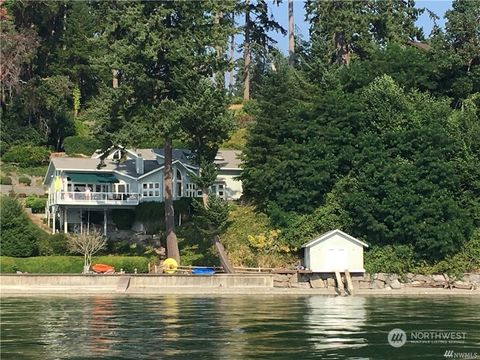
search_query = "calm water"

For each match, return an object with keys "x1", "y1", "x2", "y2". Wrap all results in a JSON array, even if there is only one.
[{"x1": 1, "y1": 295, "x2": 479, "y2": 359}]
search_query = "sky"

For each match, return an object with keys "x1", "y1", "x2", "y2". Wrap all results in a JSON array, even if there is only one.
[{"x1": 264, "y1": 0, "x2": 454, "y2": 55}]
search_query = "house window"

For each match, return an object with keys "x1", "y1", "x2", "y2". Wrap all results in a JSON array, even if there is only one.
[
  {"x1": 210, "y1": 182, "x2": 226, "y2": 199},
  {"x1": 176, "y1": 169, "x2": 183, "y2": 197},
  {"x1": 186, "y1": 183, "x2": 199, "y2": 197},
  {"x1": 142, "y1": 182, "x2": 160, "y2": 197}
]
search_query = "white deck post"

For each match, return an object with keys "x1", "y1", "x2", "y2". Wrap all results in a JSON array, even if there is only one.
[
  {"x1": 64, "y1": 207, "x2": 68, "y2": 234},
  {"x1": 52, "y1": 208, "x2": 56, "y2": 234},
  {"x1": 103, "y1": 209, "x2": 107, "y2": 236}
]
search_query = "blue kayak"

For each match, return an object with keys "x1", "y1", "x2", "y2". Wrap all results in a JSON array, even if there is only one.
[{"x1": 191, "y1": 268, "x2": 215, "y2": 275}]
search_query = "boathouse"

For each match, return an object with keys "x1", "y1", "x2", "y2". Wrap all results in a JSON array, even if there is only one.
[{"x1": 302, "y1": 229, "x2": 368, "y2": 273}]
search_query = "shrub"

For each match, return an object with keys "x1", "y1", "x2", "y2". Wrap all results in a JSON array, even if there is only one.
[
  {"x1": 0, "y1": 197, "x2": 38, "y2": 257},
  {"x1": 0, "y1": 256, "x2": 83, "y2": 273},
  {"x1": 1, "y1": 176, "x2": 12, "y2": 185},
  {"x1": 25, "y1": 195, "x2": 47, "y2": 213},
  {"x1": 18, "y1": 175, "x2": 31, "y2": 186},
  {"x1": 364, "y1": 244, "x2": 415, "y2": 274},
  {"x1": 2, "y1": 145, "x2": 50, "y2": 167},
  {"x1": 63, "y1": 136, "x2": 101, "y2": 156},
  {"x1": 37, "y1": 233, "x2": 69, "y2": 256},
  {"x1": 0, "y1": 256, "x2": 152, "y2": 273},
  {"x1": 111, "y1": 209, "x2": 135, "y2": 230}
]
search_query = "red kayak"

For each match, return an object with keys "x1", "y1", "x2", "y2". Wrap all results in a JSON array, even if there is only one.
[{"x1": 91, "y1": 264, "x2": 115, "y2": 274}]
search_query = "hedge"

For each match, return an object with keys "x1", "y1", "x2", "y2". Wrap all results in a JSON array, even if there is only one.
[
  {"x1": 1, "y1": 176, "x2": 12, "y2": 185},
  {"x1": 2, "y1": 145, "x2": 50, "y2": 167},
  {"x1": 25, "y1": 195, "x2": 47, "y2": 213},
  {"x1": 63, "y1": 136, "x2": 101, "y2": 156},
  {"x1": 18, "y1": 175, "x2": 31, "y2": 186},
  {"x1": 0, "y1": 256, "x2": 152, "y2": 274}
]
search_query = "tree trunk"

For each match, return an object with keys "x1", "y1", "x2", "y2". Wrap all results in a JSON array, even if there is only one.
[
  {"x1": 334, "y1": 32, "x2": 350, "y2": 66},
  {"x1": 288, "y1": 0, "x2": 295, "y2": 66},
  {"x1": 229, "y1": 34, "x2": 235, "y2": 93},
  {"x1": 243, "y1": 0, "x2": 251, "y2": 101},
  {"x1": 201, "y1": 187, "x2": 235, "y2": 273},
  {"x1": 164, "y1": 139, "x2": 180, "y2": 262},
  {"x1": 214, "y1": 11, "x2": 225, "y2": 89}
]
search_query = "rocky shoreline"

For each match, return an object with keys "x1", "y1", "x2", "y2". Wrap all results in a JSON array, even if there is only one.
[{"x1": 273, "y1": 272, "x2": 480, "y2": 291}]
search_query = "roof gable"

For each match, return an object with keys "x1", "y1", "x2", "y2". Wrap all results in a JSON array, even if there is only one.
[{"x1": 302, "y1": 229, "x2": 369, "y2": 248}]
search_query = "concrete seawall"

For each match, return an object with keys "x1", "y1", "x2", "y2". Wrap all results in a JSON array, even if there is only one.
[{"x1": 0, "y1": 274, "x2": 274, "y2": 294}]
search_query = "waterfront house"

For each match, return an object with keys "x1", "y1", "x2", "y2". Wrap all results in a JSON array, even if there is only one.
[
  {"x1": 302, "y1": 229, "x2": 368, "y2": 273},
  {"x1": 43, "y1": 147, "x2": 242, "y2": 235}
]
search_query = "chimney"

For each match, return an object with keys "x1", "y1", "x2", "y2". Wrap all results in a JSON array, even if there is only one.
[{"x1": 136, "y1": 154, "x2": 144, "y2": 175}]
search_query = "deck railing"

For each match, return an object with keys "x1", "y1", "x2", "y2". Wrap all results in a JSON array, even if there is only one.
[{"x1": 52, "y1": 191, "x2": 140, "y2": 205}]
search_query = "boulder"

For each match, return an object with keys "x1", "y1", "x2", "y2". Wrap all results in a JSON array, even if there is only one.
[
  {"x1": 274, "y1": 274, "x2": 289, "y2": 282},
  {"x1": 412, "y1": 274, "x2": 430, "y2": 283},
  {"x1": 390, "y1": 279, "x2": 403, "y2": 289},
  {"x1": 376, "y1": 273, "x2": 387, "y2": 282},
  {"x1": 273, "y1": 280, "x2": 290, "y2": 288},
  {"x1": 310, "y1": 278, "x2": 326, "y2": 288},
  {"x1": 432, "y1": 274, "x2": 445, "y2": 282},
  {"x1": 326, "y1": 278, "x2": 336, "y2": 287},
  {"x1": 453, "y1": 281, "x2": 472, "y2": 290},
  {"x1": 373, "y1": 279, "x2": 385, "y2": 289},
  {"x1": 359, "y1": 281, "x2": 372, "y2": 289},
  {"x1": 406, "y1": 273, "x2": 415, "y2": 282},
  {"x1": 465, "y1": 273, "x2": 480, "y2": 284},
  {"x1": 291, "y1": 282, "x2": 311, "y2": 289},
  {"x1": 388, "y1": 274, "x2": 399, "y2": 282}
]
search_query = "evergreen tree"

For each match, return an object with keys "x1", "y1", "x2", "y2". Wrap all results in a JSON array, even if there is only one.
[{"x1": 90, "y1": 1, "x2": 236, "y2": 263}]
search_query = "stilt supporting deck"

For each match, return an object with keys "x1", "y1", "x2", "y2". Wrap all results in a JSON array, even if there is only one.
[
  {"x1": 52, "y1": 208, "x2": 56, "y2": 234},
  {"x1": 345, "y1": 270, "x2": 354, "y2": 295},
  {"x1": 335, "y1": 271, "x2": 344, "y2": 296},
  {"x1": 64, "y1": 207, "x2": 68, "y2": 234}
]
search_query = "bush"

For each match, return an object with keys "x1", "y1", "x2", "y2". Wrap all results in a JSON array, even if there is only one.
[
  {"x1": 18, "y1": 175, "x2": 31, "y2": 186},
  {"x1": 417, "y1": 230, "x2": 480, "y2": 277},
  {"x1": 37, "y1": 233, "x2": 69, "y2": 256},
  {"x1": 63, "y1": 136, "x2": 101, "y2": 156},
  {"x1": 364, "y1": 244, "x2": 415, "y2": 274},
  {"x1": 0, "y1": 256, "x2": 152, "y2": 273},
  {"x1": 1, "y1": 176, "x2": 12, "y2": 185},
  {"x1": 2, "y1": 145, "x2": 50, "y2": 167},
  {"x1": 111, "y1": 209, "x2": 135, "y2": 230},
  {"x1": 25, "y1": 195, "x2": 47, "y2": 213},
  {"x1": 0, "y1": 197, "x2": 38, "y2": 257}
]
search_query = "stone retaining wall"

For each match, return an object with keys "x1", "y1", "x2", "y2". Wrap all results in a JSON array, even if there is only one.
[
  {"x1": 273, "y1": 272, "x2": 480, "y2": 290},
  {"x1": 0, "y1": 274, "x2": 274, "y2": 293}
]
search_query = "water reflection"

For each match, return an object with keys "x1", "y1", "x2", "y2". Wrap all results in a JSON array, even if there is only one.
[
  {"x1": 306, "y1": 296, "x2": 367, "y2": 351},
  {"x1": 1, "y1": 295, "x2": 479, "y2": 360}
]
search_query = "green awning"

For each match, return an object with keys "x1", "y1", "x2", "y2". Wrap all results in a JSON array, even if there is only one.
[{"x1": 66, "y1": 172, "x2": 119, "y2": 184}]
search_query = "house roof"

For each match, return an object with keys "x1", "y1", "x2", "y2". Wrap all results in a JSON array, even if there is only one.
[
  {"x1": 302, "y1": 229, "x2": 369, "y2": 248},
  {"x1": 47, "y1": 148, "x2": 242, "y2": 184},
  {"x1": 215, "y1": 150, "x2": 242, "y2": 169}
]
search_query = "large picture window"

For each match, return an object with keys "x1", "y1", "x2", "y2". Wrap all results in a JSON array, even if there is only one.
[{"x1": 142, "y1": 182, "x2": 160, "y2": 197}]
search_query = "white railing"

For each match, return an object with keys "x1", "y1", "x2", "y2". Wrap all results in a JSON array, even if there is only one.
[{"x1": 52, "y1": 191, "x2": 140, "y2": 205}]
